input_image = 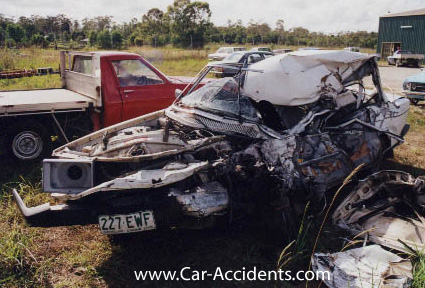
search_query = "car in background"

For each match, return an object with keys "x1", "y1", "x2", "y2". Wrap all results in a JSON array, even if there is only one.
[
  {"x1": 210, "y1": 51, "x2": 274, "y2": 77},
  {"x1": 343, "y1": 47, "x2": 360, "y2": 52},
  {"x1": 250, "y1": 47, "x2": 272, "y2": 52},
  {"x1": 208, "y1": 47, "x2": 246, "y2": 61},
  {"x1": 298, "y1": 47, "x2": 321, "y2": 51},
  {"x1": 387, "y1": 50, "x2": 424, "y2": 67},
  {"x1": 403, "y1": 69, "x2": 425, "y2": 105},
  {"x1": 273, "y1": 48, "x2": 293, "y2": 54}
]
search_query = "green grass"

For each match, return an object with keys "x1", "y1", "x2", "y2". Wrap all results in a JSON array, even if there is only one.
[
  {"x1": 407, "y1": 105, "x2": 425, "y2": 131},
  {"x1": 413, "y1": 253, "x2": 425, "y2": 287},
  {"x1": 0, "y1": 74, "x2": 61, "y2": 90},
  {"x1": 0, "y1": 178, "x2": 49, "y2": 287}
]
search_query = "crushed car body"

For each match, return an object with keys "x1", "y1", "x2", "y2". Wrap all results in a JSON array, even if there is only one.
[
  {"x1": 13, "y1": 50, "x2": 410, "y2": 234},
  {"x1": 333, "y1": 170, "x2": 425, "y2": 253}
]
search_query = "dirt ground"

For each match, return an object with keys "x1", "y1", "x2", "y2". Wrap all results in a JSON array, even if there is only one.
[{"x1": 378, "y1": 65, "x2": 422, "y2": 94}]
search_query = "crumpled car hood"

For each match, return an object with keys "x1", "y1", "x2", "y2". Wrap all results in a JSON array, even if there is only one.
[{"x1": 244, "y1": 50, "x2": 374, "y2": 106}]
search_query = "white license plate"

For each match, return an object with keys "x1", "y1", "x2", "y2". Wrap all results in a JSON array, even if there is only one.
[{"x1": 98, "y1": 210, "x2": 156, "y2": 234}]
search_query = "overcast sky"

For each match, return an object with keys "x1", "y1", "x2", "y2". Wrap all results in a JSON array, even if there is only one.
[{"x1": 1, "y1": 0, "x2": 424, "y2": 33}]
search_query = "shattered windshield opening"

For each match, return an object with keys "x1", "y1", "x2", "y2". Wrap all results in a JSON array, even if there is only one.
[
  {"x1": 342, "y1": 59, "x2": 374, "y2": 86},
  {"x1": 178, "y1": 78, "x2": 259, "y2": 121}
]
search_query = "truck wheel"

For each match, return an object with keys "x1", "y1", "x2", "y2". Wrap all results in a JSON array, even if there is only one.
[{"x1": 5, "y1": 123, "x2": 51, "y2": 162}]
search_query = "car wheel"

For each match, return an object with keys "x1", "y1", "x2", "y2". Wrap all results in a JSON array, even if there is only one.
[
  {"x1": 396, "y1": 60, "x2": 401, "y2": 67},
  {"x1": 4, "y1": 123, "x2": 51, "y2": 162},
  {"x1": 410, "y1": 99, "x2": 420, "y2": 105}
]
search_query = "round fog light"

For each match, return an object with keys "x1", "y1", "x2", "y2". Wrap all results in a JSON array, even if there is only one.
[{"x1": 67, "y1": 165, "x2": 83, "y2": 180}]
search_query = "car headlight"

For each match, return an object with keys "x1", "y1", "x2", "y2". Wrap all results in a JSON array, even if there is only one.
[
  {"x1": 411, "y1": 83, "x2": 417, "y2": 91},
  {"x1": 403, "y1": 82, "x2": 411, "y2": 91}
]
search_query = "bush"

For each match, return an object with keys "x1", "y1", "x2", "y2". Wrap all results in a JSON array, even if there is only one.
[
  {"x1": 111, "y1": 31, "x2": 123, "y2": 49},
  {"x1": 134, "y1": 36, "x2": 144, "y2": 46}
]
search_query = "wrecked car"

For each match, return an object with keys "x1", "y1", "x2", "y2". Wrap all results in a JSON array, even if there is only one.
[
  {"x1": 333, "y1": 170, "x2": 425, "y2": 253},
  {"x1": 13, "y1": 50, "x2": 410, "y2": 235}
]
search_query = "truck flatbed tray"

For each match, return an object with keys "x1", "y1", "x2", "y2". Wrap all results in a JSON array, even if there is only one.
[{"x1": 0, "y1": 88, "x2": 95, "y2": 115}]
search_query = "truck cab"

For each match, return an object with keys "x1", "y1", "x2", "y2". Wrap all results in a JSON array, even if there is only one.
[{"x1": 0, "y1": 51, "x2": 192, "y2": 161}]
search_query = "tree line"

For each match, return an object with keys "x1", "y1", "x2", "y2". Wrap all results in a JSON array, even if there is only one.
[{"x1": 0, "y1": 0, "x2": 377, "y2": 50}]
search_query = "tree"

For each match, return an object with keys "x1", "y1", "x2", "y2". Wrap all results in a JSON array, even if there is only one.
[
  {"x1": 18, "y1": 16, "x2": 37, "y2": 40},
  {"x1": 6, "y1": 23, "x2": 26, "y2": 43},
  {"x1": 96, "y1": 30, "x2": 112, "y2": 48},
  {"x1": 167, "y1": 0, "x2": 211, "y2": 48},
  {"x1": 82, "y1": 17, "x2": 97, "y2": 32},
  {"x1": 139, "y1": 8, "x2": 170, "y2": 47},
  {"x1": 95, "y1": 16, "x2": 113, "y2": 31},
  {"x1": 246, "y1": 21, "x2": 270, "y2": 44},
  {"x1": 275, "y1": 19, "x2": 284, "y2": 45},
  {"x1": 88, "y1": 31, "x2": 97, "y2": 46},
  {"x1": 0, "y1": 26, "x2": 4, "y2": 46},
  {"x1": 30, "y1": 33, "x2": 48, "y2": 48},
  {"x1": 111, "y1": 30, "x2": 123, "y2": 48}
]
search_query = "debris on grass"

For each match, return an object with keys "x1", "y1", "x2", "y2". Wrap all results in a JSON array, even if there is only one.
[
  {"x1": 333, "y1": 170, "x2": 425, "y2": 253},
  {"x1": 312, "y1": 245, "x2": 413, "y2": 288}
]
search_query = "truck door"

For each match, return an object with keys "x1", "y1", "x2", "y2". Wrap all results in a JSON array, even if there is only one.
[{"x1": 110, "y1": 59, "x2": 176, "y2": 121}]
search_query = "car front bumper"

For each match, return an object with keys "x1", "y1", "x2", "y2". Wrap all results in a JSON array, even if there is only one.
[
  {"x1": 12, "y1": 180, "x2": 229, "y2": 231},
  {"x1": 403, "y1": 91, "x2": 425, "y2": 100}
]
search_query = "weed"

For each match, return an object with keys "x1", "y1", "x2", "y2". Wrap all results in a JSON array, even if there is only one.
[{"x1": 0, "y1": 178, "x2": 49, "y2": 287}]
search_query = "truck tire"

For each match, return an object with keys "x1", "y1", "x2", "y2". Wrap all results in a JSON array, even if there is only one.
[{"x1": 4, "y1": 123, "x2": 51, "y2": 162}]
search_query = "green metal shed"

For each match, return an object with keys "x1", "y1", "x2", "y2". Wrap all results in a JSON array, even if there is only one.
[{"x1": 377, "y1": 8, "x2": 425, "y2": 60}]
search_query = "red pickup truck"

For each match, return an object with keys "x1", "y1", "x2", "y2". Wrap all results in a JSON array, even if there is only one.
[{"x1": 0, "y1": 51, "x2": 196, "y2": 161}]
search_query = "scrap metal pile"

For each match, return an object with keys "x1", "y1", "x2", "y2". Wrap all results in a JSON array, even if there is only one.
[{"x1": 312, "y1": 170, "x2": 425, "y2": 288}]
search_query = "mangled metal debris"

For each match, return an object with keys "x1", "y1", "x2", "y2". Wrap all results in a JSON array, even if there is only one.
[
  {"x1": 333, "y1": 170, "x2": 425, "y2": 253},
  {"x1": 312, "y1": 245, "x2": 413, "y2": 288},
  {"x1": 12, "y1": 51, "x2": 411, "y2": 235}
]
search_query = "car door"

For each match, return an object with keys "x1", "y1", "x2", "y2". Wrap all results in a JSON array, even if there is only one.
[{"x1": 109, "y1": 58, "x2": 177, "y2": 121}]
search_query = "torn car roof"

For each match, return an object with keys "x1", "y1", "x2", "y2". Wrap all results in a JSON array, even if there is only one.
[{"x1": 244, "y1": 50, "x2": 375, "y2": 106}]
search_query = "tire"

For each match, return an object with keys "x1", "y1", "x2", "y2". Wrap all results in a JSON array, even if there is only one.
[
  {"x1": 4, "y1": 122, "x2": 51, "y2": 162},
  {"x1": 410, "y1": 98, "x2": 420, "y2": 105},
  {"x1": 396, "y1": 60, "x2": 401, "y2": 67}
]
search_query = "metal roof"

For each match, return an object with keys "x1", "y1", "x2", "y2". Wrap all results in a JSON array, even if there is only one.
[
  {"x1": 243, "y1": 50, "x2": 373, "y2": 106},
  {"x1": 381, "y1": 8, "x2": 425, "y2": 18}
]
